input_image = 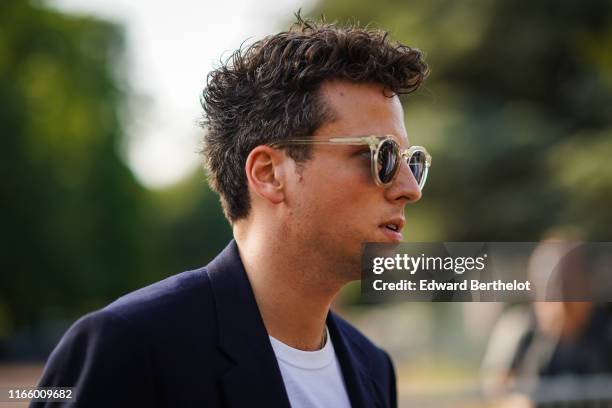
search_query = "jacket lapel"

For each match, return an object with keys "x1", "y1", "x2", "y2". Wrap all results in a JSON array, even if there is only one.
[
  {"x1": 327, "y1": 312, "x2": 379, "y2": 408},
  {"x1": 206, "y1": 240, "x2": 291, "y2": 408}
]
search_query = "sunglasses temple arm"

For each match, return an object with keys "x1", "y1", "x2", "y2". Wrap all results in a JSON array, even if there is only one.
[{"x1": 271, "y1": 138, "x2": 370, "y2": 147}]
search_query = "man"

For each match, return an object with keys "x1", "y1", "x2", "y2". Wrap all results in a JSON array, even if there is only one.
[{"x1": 35, "y1": 15, "x2": 429, "y2": 407}]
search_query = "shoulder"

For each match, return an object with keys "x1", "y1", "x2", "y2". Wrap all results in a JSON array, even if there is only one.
[
  {"x1": 47, "y1": 267, "x2": 219, "y2": 370},
  {"x1": 47, "y1": 266, "x2": 216, "y2": 358},
  {"x1": 104, "y1": 267, "x2": 214, "y2": 326},
  {"x1": 36, "y1": 268, "x2": 220, "y2": 403},
  {"x1": 97, "y1": 267, "x2": 220, "y2": 354}
]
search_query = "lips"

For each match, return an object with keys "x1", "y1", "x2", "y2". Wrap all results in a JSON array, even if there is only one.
[
  {"x1": 378, "y1": 217, "x2": 405, "y2": 242},
  {"x1": 380, "y1": 217, "x2": 405, "y2": 231}
]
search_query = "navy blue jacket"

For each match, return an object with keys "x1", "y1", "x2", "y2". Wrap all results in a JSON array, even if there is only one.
[{"x1": 35, "y1": 240, "x2": 397, "y2": 407}]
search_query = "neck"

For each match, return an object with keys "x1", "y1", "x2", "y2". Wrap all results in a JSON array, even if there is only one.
[{"x1": 234, "y1": 222, "x2": 345, "y2": 351}]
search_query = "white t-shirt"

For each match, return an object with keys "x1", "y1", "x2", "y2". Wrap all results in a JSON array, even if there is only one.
[{"x1": 269, "y1": 327, "x2": 352, "y2": 408}]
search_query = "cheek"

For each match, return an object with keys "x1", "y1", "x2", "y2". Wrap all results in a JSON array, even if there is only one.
[
  {"x1": 294, "y1": 155, "x2": 380, "y2": 224},
  {"x1": 310, "y1": 181, "x2": 379, "y2": 228}
]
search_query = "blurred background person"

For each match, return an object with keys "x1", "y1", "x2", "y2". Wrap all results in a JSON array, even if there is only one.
[{"x1": 482, "y1": 230, "x2": 612, "y2": 406}]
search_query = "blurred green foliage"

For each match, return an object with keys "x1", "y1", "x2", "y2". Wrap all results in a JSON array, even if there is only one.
[
  {"x1": 0, "y1": 1, "x2": 231, "y2": 357},
  {"x1": 310, "y1": 0, "x2": 612, "y2": 241}
]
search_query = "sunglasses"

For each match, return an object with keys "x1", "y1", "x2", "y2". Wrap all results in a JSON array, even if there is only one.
[{"x1": 271, "y1": 135, "x2": 431, "y2": 190}]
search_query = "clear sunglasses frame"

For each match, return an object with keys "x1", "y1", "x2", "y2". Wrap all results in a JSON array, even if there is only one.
[{"x1": 270, "y1": 135, "x2": 432, "y2": 189}]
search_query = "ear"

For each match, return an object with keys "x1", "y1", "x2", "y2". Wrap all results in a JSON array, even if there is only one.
[{"x1": 244, "y1": 145, "x2": 286, "y2": 205}]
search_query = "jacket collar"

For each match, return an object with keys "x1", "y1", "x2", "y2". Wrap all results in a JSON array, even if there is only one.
[{"x1": 206, "y1": 240, "x2": 377, "y2": 408}]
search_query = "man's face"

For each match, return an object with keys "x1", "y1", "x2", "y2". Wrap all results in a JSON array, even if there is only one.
[{"x1": 285, "y1": 80, "x2": 422, "y2": 281}]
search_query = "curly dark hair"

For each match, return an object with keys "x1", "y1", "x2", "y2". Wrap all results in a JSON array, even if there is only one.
[{"x1": 200, "y1": 15, "x2": 428, "y2": 223}]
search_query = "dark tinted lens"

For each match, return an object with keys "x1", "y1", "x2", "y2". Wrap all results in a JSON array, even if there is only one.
[
  {"x1": 377, "y1": 140, "x2": 399, "y2": 184},
  {"x1": 408, "y1": 151, "x2": 427, "y2": 188}
]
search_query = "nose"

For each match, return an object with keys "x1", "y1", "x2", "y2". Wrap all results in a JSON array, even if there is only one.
[{"x1": 383, "y1": 159, "x2": 422, "y2": 204}]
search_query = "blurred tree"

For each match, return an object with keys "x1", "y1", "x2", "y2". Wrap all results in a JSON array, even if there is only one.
[
  {"x1": 0, "y1": 1, "x2": 233, "y2": 358},
  {"x1": 0, "y1": 0, "x2": 161, "y2": 355}
]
